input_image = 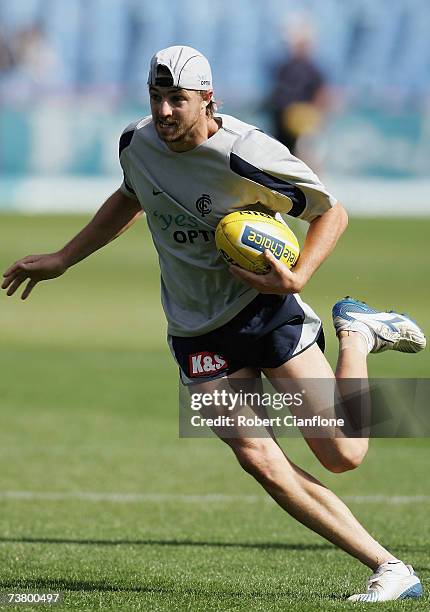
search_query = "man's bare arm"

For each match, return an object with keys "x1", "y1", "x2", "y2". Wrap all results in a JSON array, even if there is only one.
[
  {"x1": 229, "y1": 202, "x2": 348, "y2": 294},
  {"x1": 2, "y1": 189, "x2": 143, "y2": 299},
  {"x1": 58, "y1": 189, "x2": 143, "y2": 267}
]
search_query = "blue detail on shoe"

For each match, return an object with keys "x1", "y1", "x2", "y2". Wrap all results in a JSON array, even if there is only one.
[
  {"x1": 389, "y1": 310, "x2": 419, "y2": 325},
  {"x1": 377, "y1": 316, "x2": 404, "y2": 332},
  {"x1": 399, "y1": 582, "x2": 423, "y2": 599},
  {"x1": 332, "y1": 298, "x2": 416, "y2": 332},
  {"x1": 332, "y1": 298, "x2": 377, "y2": 321}
]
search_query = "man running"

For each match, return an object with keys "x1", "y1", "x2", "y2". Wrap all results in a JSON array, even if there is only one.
[{"x1": 2, "y1": 46, "x2": 425, "y2": 602}]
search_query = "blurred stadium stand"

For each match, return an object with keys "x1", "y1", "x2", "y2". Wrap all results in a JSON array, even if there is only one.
[{"x1": 1, "y1": 0, "x2": 429, "y2": 213}]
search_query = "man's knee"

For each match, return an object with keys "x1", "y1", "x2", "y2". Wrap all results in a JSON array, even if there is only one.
[
  {"x1": 323, "y1": 440, "x2": 368, "y2": 473},
  {"x1": 226, "y1": 438, "x2": 284, "y2": 483}
]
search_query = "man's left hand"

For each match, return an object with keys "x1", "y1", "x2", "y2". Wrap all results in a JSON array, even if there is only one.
[{"x1": 229, "y1": 249, "x2": 305, "y2": 294}]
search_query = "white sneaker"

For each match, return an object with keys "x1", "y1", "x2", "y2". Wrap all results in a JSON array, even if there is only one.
[
  {"x1": 348, "y1": 561, "x2": 423, "y2": 602},
  {"x1": 332, "y1": 297, "x2": 426, "y2": 354}
]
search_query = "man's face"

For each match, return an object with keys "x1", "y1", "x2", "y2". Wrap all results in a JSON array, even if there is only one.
[{"x1": 149, "y1": 86, "x2": 207, "y2": 145}]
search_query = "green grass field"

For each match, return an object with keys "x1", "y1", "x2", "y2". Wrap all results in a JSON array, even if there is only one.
[{"x1": 0, "y1": 213, "x2": 429, "y2": 611}]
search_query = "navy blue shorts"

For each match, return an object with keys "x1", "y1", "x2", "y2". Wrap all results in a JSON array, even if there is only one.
[{"x1": 169, "y1": 293, "x2": 324, "y2": 384}]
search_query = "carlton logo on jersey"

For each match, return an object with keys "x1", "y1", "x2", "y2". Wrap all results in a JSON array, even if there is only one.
[
  {"x1": 215, "y1": 210, "x2": 300, "y2": 274},
  {"x1": 195, "y1": 194, "x2": 212, "y2": 217},
  {"x1": 189, "y1": 351, "x2": 228, "y2": 377}
]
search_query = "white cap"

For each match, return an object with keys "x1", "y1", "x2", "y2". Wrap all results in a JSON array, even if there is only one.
[{"x1": 148, "y1": 45, "x2": 213, "y2": 91}]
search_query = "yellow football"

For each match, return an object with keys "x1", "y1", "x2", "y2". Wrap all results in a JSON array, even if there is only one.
[{"x1": 215, "y1": 211, "x2": 300, "y2": 274}]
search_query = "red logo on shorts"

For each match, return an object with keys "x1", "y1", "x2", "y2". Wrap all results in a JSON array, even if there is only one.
[{"x1": 189, "y1": 351, "x2": 228, "y2": 377}]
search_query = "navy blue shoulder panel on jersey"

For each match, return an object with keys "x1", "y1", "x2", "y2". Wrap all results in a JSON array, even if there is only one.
[
  {"x1": 119, "y1": 129, "x2": 136, "y2": 195},
  {"x1": 119, "y1": 129, "x2": 135, "y2": 157},
  {"x1": 229, "y1": 152, "x2": 306, "y2": 217}
]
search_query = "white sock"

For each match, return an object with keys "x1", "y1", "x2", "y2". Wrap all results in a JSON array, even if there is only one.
[{"x1": 346, "y1": 321, "x2": 374, "y2": 353}]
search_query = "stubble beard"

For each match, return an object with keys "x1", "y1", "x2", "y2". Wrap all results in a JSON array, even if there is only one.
[{"x1": 155, "y1": 111, "x2": 201, "y2": 144}]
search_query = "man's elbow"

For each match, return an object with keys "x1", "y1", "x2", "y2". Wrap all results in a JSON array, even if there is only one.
[
  {"x1": 311, "y1": 202, "x2": 348, "y2": 233},
  {"x1": 334, "y1": 201, "x2": 348, "y2": 233}
]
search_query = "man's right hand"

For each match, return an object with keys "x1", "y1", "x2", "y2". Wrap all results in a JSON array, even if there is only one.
[{"x1": 1, "y1": 252, "x2": 68, "y2": 300}]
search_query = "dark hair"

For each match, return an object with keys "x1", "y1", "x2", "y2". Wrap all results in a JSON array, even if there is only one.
[
  {"x1": 199, "y1": 92, "x2": 217, "y2": 118},
  {"x1": 154, "y1": 64, "x2": 174, "y2": 87}
]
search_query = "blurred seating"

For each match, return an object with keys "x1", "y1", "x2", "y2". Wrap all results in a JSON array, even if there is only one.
[{"x1": 0, "y1": 0, "x2": 429, "y2": 106}]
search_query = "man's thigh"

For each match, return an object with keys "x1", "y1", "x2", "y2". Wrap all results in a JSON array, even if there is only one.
[
  {"x1": 263, "y1": 343, "x2": 368, "y2": 464},
  {"x1": 189, "y1": 367, "x2": 276, "y2": 441},
  {"x1": 263, "y1": 343, "x2": 337, "y2": 428},
  {"x1": 264, "y1": 342, "x2": 334, "y2": 380}
]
